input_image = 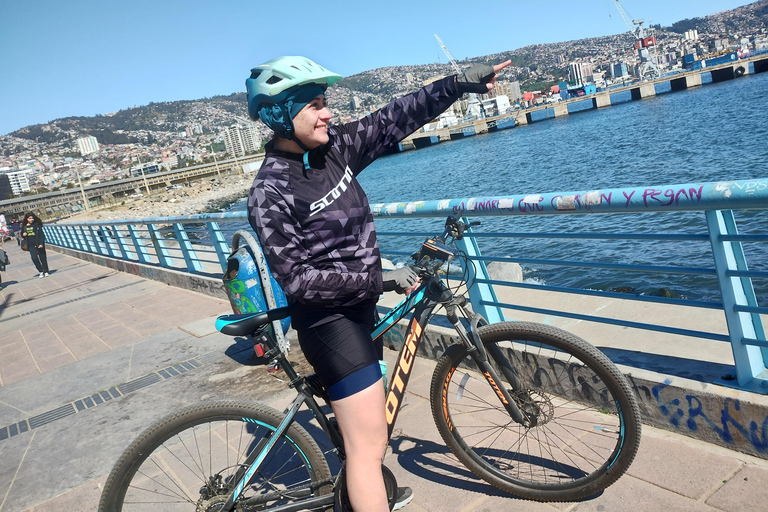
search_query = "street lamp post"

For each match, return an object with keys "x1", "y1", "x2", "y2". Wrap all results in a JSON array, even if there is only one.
[
  {"x1": 137, "y1": 156, "x2": 151, "y2": 196},
  {"x1": 210, "y1": 148, "x2": 222, "y2": 179},
  {"x1": 74, "y1": 166, "x2": 90, "y2": 212}
]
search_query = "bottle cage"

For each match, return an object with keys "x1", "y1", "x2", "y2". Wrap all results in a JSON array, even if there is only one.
[{"x1": 222, "y1": 230, "x2": 291, "y2": 353}]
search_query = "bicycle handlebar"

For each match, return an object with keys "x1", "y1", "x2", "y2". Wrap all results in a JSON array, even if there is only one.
[{"x1": 410, "y1": 215, "x2": 481, "y2": 279}]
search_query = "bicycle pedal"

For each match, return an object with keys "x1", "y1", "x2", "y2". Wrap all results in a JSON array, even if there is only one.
[
  {"x1": 253, "y1": 343, "x2": 266, "y2": 357},
  {"x1": 266, "y1": 362, "x2": 280, "y2": 373}
]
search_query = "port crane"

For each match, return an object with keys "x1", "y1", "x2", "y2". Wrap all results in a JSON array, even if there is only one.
[
  {"x1": 434, "y1": 34, "x2": 485, "y2": 119},
  {"x1": 611, "y1": 0, "x2": 660, "y2": 80}
]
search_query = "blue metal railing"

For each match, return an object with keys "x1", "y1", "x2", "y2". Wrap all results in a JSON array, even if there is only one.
[{"x1": 43, "y1": 178, "x2": 768, "y2": 392}]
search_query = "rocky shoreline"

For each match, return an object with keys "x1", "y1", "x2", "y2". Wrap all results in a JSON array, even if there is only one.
[{"x1": 61, "y1": 174, "x2": 252, "y2": 223}]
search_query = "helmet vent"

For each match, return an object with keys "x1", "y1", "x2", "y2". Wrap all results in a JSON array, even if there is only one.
[
  {"x1": 250, "y1": 71, "x2": 262, "y2": 80},
  {"x1": 266, "y1": 75, "x2": 283, "y2": 85}
]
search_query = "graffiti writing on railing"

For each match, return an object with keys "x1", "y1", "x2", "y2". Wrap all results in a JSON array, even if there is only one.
[
  {"x1": 636, "y1": 186, "x2": 704, "y2": 207},
  {"x1": 518, "y1": 195, "x2": 544, "y2": 213},
  {"x1": 450, "y1": 198, "x2": 515, "y2": 214},
  {"x1": 448, "y1": 186, "x2": 707, "y2": 215},
  {"x1": 732, "y1": 180, "x2": 768, "y2": 195},
  {"x1": 651, "y1": 378, "x2": 768, "y2": 453}
]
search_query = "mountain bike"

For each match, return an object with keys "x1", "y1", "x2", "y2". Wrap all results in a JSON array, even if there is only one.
[{"x1": 99, "y1": 215, "x2": 642, "y2": 511}]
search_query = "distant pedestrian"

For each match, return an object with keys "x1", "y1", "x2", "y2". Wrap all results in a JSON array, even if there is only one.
[
  {"x1": 0, "y1": 213, "x2": 9, "y2": 242},
  {"x1": 10, "y1": 217, "x2": 21, "y2": 245},
  {"x1": 0, "y1": 241, "x2": 9, "y2": 288},
  {"x1": 21, "y1": 212, "x2": 50, "y2": 278}
]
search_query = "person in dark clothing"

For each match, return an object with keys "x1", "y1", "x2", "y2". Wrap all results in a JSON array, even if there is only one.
[
  {"x1": 247, "y1": 55, "x2": 510, "y2": 511},
  {"x1": 10, "y1": 217, "x2": 21, "y2": 245},
  {"x1": 21, "y1": 212, "x2": 49, "y2": 278},
  {"x1": 0, "y1": 242, "x2": 9, "y2": 288}
]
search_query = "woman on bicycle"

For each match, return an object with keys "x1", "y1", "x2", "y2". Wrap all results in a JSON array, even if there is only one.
[{"x1": 247, "y1": 55, "x2": 509, "y2": 511}]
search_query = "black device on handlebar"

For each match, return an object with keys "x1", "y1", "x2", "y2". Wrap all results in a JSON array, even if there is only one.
[{"x1": 411, "y1": 215, "x2": 480, "y2": 271}]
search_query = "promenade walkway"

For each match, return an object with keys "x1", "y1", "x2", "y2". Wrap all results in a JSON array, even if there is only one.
[{"x1": 2, "y1": 241, "x2": 768, "y2": 512}]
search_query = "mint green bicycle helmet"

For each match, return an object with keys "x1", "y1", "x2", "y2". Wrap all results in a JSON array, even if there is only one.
[{"x1": 246, "y1": 56, "x2": 342, "y2": 123}]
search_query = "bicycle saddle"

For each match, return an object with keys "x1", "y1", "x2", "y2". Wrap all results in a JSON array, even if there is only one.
[{"x1": 215, "y1": 307, "x2": 291, "y2": 336}]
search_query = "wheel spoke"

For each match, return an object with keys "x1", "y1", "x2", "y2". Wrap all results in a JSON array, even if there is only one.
[
  {"x1": 100, "y1": 401, "x2": 333, "y2": 511},
  {"x1": 432, "y1": 322, "x2": 641, "y2": 501}
]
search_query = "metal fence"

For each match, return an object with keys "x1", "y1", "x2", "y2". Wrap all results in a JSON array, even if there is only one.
[{"x1": 44, "y1": 177, "x2": 768, "y2": 392}]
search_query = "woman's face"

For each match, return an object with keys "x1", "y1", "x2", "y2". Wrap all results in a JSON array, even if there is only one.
[
  {"x1": 292, "y1": 94, "x2": 332, "y2": 149},
  {"x1": 26, "y1": 216, "x2": 34, "y2": 224}
]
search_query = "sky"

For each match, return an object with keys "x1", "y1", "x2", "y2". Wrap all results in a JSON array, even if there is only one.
[{"x1": 0, "y1": 0, "x2": 754, "y2": 136}]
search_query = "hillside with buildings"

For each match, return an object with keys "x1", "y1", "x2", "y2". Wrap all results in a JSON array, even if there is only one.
[{"x1": 1, "y1": 1, "x2": 766, "y2": 200}]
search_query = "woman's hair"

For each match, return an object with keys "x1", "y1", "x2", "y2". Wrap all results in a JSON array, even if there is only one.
[{"x1": 24, "y1": 212, "x2": 42, "y2": 225}]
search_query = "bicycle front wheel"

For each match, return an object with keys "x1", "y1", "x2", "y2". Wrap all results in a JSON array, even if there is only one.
[
  {"x1": 430, "y1": 322, "x2": 641, "y2": 502},
  {"x1": 99, "y1": 400, "x2": 333, "y2": 511}
]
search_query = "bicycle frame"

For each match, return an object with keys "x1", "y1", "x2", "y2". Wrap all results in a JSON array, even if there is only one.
[
  {"x1": 217, "y1": 224, "x2": 536, "y2": 509},
  {"x1": 222, "y1": 275, "x2": 533, "y2": 511}
]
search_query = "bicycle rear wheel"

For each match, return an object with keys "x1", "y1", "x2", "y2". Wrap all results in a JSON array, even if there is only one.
[
  {"x1": 430, "y1": 322, "x2": 641, "y2": 502},
  {"x1": 99, "y1": 400, "x2": 333, "y2": 511}
]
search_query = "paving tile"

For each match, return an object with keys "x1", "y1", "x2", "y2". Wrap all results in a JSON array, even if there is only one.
[
  {"x1": 66, "y1": 340, "x2": 111, "y2": 360},
  {"x1": 36, "y1": 353, "x2": 77, "y2": 373},
  {"x1": 179, "y1": 316, "x2": 220, "y2": 337},
  {"x1": 96, "y1": 303, "x2": 142, "y2": 322},
  {"x1": 23, "y1": 477, "x2": 106, "y2": 512},
  {"x1": 128, "y1": 319, "x2": 173, "y2": 337},
  {"x1": 626, "y1": 428, "x2": 744, "y2": 499},
  {"x1": 0, "y1": 342, "x2": 33, "y2": 366},
  {"x1": 0, "y1": 331, "x2": 24, "y2": 347},
  {"x1": 18, "y1": 326, "x2": 51, "y2": 339},
  {"x1": 26, "y1": 339, "x2": 69, "y2": 360},
  {"x1": 464, "y1": 494, "x2": 560, "y2": 512},
  {"x1": 46, "y1": 321, "x2": 82, "y2": 337},
  {"x1": 54, "y1": 327, "x2": 102, "y2": 345},
  {"x1": 91, "y1": 325, "x2": 143, "y2": 349},
  {"x1": 72, "y1": 310, "x2": 111, "y2": 324},
  {"x1": 569, "y1": 474, "x2": 718, "y2": 511},
  {"x1": 78, "y1": 319, "x2": 120, "y2": 335},
  {"x1": 705, "y1": 464, "x2": 768, "y2": 511},
  {"x1": 0, "y1": 360, "x2": 40, "y2": 385}
]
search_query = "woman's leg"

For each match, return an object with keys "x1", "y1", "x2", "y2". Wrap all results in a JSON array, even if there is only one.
[
  {"x1": 332, "y1": 379, "x2": 389, "y2": 512},
  {"x1": 28, "y1": 246, "x2": 43, "y2": 273},
  {"x1": 38, "y1": 247, "x2": 49, "y2": 273}
]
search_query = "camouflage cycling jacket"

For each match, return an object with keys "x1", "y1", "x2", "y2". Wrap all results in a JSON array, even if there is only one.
[{"x1": 247, "y1": 75, "x2": 461, "y2": 321}]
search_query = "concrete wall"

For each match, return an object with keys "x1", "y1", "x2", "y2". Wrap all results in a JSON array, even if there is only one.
[{"x1": 51, "y1": 245, "x2": 229, "y2": 301}]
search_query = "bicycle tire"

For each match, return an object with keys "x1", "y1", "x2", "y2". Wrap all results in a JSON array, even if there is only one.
[
  {"x1": 430, "y1": 321, "x2": 641, "y2": 502},
  {"x1": 99, "y1": 399, "x2": 333, "y2": 511}
]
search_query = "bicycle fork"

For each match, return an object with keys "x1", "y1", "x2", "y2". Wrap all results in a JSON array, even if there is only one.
[{"x1": 445, "y1": 302, "x2": 535, "y2": 428}]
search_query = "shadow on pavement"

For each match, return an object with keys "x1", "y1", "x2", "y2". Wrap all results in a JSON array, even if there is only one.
[
  {"x1": 3, "y1": 271, "x2": 124, "y2": 309},
  {"x1": 389, "y1": 435, "x2": 605, "y2": 503},
  {"x1": 0, "y1": 291, "x2": 13, "y2": 318},
  {"x1": 225, "y1": 337, "x2": 265, "y2": 365}
]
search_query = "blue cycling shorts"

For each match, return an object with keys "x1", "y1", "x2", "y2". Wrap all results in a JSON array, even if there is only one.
[{"x1": 296, "y1": 304, "x2": 383, "y2": 401}]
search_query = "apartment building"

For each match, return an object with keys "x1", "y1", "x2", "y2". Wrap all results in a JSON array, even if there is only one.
[
  {"x1": 76, "y1": 135, "x2": 100, "y2": 156},
  {"x1": 223, "y1": 125, "x2": 261, "y2": 157}
]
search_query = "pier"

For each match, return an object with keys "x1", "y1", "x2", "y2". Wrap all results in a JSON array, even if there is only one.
[
  {"x1": 403, "y1": 51, "x2": 768, "y2": 149},
  {"x1": 2, "y1": 174, "x2": 768, "y2": 509}
]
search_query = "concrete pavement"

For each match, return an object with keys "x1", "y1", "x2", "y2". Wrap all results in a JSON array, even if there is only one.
[{"x1": 2, "y1": 241, "x2": 768, "y2": 511}]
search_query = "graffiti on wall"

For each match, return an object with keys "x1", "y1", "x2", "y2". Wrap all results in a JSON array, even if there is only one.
[{"x1": 639, "y1": 378, "x2": 768, "y2": 453}]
